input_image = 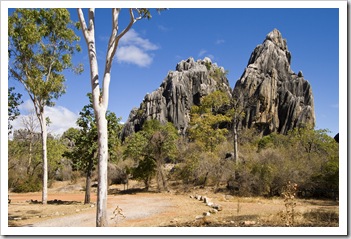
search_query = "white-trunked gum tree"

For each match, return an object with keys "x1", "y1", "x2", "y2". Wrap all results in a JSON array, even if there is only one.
[
  {"x1": 8, "y1": 9, "x2": 82, "y2": 204},
  {"x1": 77, "y1": 8, "x2": 160, "y2": 227}
]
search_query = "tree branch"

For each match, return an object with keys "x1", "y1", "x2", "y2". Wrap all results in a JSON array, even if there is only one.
[
  {"x1": 115, "y1": 8, "x2": 137, "y2": 42},
  {"x1": 77, "y1": 8, "x2": 89, "y2": 44}
]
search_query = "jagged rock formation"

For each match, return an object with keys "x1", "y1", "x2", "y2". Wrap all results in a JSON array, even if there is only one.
[
  {"x1": 122, "y1": 29, "x2": 316, "y2": 138},
  {"x1": 233, "y1": 29, "x2": 315, "y2": 135},
  {"x1": 121, "y1": 57, "x2": 232, "y2": 139}
]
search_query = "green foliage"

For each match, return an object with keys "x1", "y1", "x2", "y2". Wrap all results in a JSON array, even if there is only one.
[
  {"x1": 63, "y1": 93, "x2": 123, "y2": 172},
  {"x1": 8, "y1": 9, "x2": 82, "y2": 198},
  {"x1": 8, "y1": 87, "x2": 23, "y2": 134},
  {"x1": 205, "y1": 61, "x2": 211, "y2": 71},
  {"x1": 232, "y1": 127, "x2": 339, "y2": 198},
  {"x1": 189, "y1": 91, "x2": 231, "y2": 152},
  {"x1": 211, "y1": 67, "x2": 228, "y2": 80},
  {"x1": 8, "y1": 8, "x2": 82, "y2": 109},
  {"x1": 124, "y1": 120, "x2": 179, "y2": 190},
  {"x1": 12, "y1": 176, "x2": 42, "y2": 193},
  {"x1": 8, "y1": 131, "x2": 41, "y2": 190},
  {"x1": 127, "y1": 120, "x2": 179, "y2": 163},
  {"x1": 174, "y1": 139, "x2": 235, "y2": 187},
  {"x1": 132, "y1": 156, "x2": 156, "y2": 190},
  {"x1": 9, "y1": 132, "x2": 67, "y2": 192},
  {"x1": 123, "y1": 131, "x2": 149, "y2": 161},
  {"x1": 47, "y1": 137, "x2": 67, "y2": 179}
]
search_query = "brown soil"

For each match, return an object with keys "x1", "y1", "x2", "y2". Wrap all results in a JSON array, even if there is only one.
[{"x1": 8, "y1": 180, "x2": 339, "y2": 227}]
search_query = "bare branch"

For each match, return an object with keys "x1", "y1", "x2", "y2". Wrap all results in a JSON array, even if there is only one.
[
  {"x1": 115, "y1": 8, "x2": 136, "y2": 42},
  {"x1": 101, "y1": 8, "x2": 136, "y2": 109},
  {"x1": 88, "y1": 8, "x2": 95, "y2": 32},
  {"x1": 77, "y1": 9, "x2": 88, "y2": 40}
]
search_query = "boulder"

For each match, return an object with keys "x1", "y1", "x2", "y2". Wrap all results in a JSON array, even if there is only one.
[
  {"x1": 203, "y1": 212, "x2": 211, "y2": 217},
  {"x1": 211, "y1": 204, "x2": 223, "y2": 211}
]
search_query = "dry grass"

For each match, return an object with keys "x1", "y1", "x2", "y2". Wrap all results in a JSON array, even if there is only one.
[{"x1": 8, "y1": 179, "x2": 339, "y2": 227}]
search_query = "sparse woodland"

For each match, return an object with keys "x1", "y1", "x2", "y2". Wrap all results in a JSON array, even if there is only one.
[{"x1": 8, "y1": 90, "x2": 339, "y2": 201}]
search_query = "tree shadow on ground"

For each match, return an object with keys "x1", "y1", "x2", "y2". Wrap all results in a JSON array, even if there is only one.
[
  {"x1": 108, "y1": 187, "x2": 162, "y2": 195},
  {"x1": 29, "y1": 199, "x2": 81, "y2": 205}
]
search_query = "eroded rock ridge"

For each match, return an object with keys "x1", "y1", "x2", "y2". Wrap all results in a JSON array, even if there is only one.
[
  {"x1": 121, "y1": 57, "x2": 232, "y2": 139},
  {"x1": 233, "y1": 29, "x2": 315, "y2": 134}
]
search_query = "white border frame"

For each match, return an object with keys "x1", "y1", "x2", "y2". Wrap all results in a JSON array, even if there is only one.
[{"x1": 1, "y1": 1, "x2": 347, "y2": 236}]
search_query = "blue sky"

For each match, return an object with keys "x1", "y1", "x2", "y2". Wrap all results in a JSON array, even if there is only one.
[{"x1": 7, "y1": 6, "x2": 341, "y2": 137}]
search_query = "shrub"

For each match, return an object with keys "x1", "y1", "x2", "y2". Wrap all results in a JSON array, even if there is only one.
[
  {"x1": 12, "y1": 176, "x2": 42, "y2": 193},
  {"x1": 132, "y1": 156, "x2": 156, "y2": 190}
]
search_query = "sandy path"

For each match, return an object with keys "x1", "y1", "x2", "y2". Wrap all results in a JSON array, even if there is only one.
[{"x1": 29, "y1": 194, "x2": 173, "y2": 227}]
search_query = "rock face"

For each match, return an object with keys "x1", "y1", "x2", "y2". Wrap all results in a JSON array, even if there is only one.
[
  {"x1": 121, "y1": 57, "x2": 232, "y2": 139},
  {"x1": 233, "y1": 29, "x2": 315, "y2": 135}
]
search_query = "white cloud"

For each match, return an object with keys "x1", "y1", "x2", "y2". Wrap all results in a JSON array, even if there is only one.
[
  {"x1": 116, "y1": 29, "x2": 158, "y2": 67},
  {"x1": 198, "y1": 49, "x2": 207, "y2": 57},
  {"x1": 12, "y1": 100, "x2": 79, "y2": 137},
  {"x1": 45, "y1": 106, "x2": 79, "y2": 136},
  {"x1": 198, "y1": 50, "x2": 215, "y2": 61},
  {"x1": 120, "y1": 29, "x2": 158, "y2": 51},
  {"x1": 207, "y1": 54, "x2": 215, "y2": 61},
  {"x1": 215, "y1": 39, "x2": 225, "y2": 45},
  {"x1": 116, "y1": 45, "x2": 154, "y2": 67},
  {"x1": 158, "y1": 25, "x2": 170, "y2": 32},
  {"x1": 18, "y1": 99, "x2": 34, "y2": 113}
]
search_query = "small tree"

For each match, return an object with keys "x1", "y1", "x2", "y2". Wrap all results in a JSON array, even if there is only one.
[
  {"x1": 144, "y1": 121, "x2": 179, "y2": 191},
  {"x1": 8, "y1": 9, "x2": 81, "y2": 204},
  {"x1": 189, "y1": 90, "x2": 231, "y2": 152},
  {"x1": 20, "y1": 111, "x2": 40, "y2": 175},
  {"x1": 228, "y1": 89, "x2": 256, "y2": 164},
  {"x1": 63, "y1": 94, "x2": 122, "y2": 204},
  {"x1": 124, "y1": 120, "x2": 178, "y2": 191}
]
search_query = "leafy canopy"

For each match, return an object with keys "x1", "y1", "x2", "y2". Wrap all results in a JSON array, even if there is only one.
[
  {"x1": 63, "y1": 93, "x2": 123, "y2": 171},
  {"x1": 8, "y1": 8, "x2": 82, "y2": 109},
  {"x1": 8, "y1": 87, "x2": 23, "y2": 134},
  {"x1": 189, "y1": 90, "x2": 231, "y2": 152}
]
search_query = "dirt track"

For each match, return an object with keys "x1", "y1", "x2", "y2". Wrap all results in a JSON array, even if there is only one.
[
  {"x1": 8, "y1": 183, "x2": 211, "y2": 227},
  {"x1": 8, "y1": 180, "x2": 339, "y2": 228},
  {"x1": 28, "y1": 193, "x2": 173, "y2": 227}
]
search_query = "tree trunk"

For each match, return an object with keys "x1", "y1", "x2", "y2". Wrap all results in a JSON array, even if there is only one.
[
  {"x1": 144, "y1": 177, "x2": 150, "y2": 191},
  {"x1": 159, "y1": 167, "x2": 168, "y2": 191},
  {"x1": 96, "y1": 111, "x2": 108, "y2": 227},
  {"x1": 39, "y1": 113, "x2": 48, "y2": 204},
  {"x1": 77, "y1": 8, "x2": 109, "y2": 226},
  {"x1": 202, "y1": 172, "x2": 209, "y2": 186},
  {"x1": 233, "y1": 116, "x2": 239, "y2": 165},
  {"x1": 77, "y1": 7, "x2": 138, "y2": 227},
  {"x1": 27, "y1": 136, "x2": 33, "y2": 175},
  {"x1": 156, "y1": 160, "x2": 168, "y2": 192},
  {"x1": 84, "y1": 158, "x2": 94, "y2": 204}
]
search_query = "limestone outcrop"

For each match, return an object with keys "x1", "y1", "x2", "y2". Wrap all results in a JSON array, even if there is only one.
[
  {"x1": 121, "y1": 57, "x2": 232, "y2": 139},
  {"x1": 122, "y1": 29, "x2": 316, "y2": 138},
  {"x1": 233, "y1": 29, "x2": 315, "y2": 134}
]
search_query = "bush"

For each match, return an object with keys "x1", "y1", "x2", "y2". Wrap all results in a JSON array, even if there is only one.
[
  {"x1": 108, "y1": 163, "x2": 128, "y2": 185},
  {"x1": 70, "y1": 170, "x2": 82, "y2": 184},
  {"x1": 303, "y1": 209, "x2": 339, "y2": 226},
  {"x1": 12, "y1": 176, "x2": 42, "y2": 193},
  {"x1": 54, "y1": 159, "x2": 73, "y2": 181},
  {"x1": 132, "y1": 157, "x2": 156, "y2": 190}
]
